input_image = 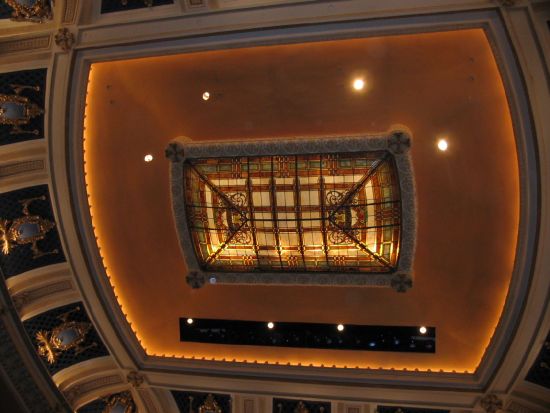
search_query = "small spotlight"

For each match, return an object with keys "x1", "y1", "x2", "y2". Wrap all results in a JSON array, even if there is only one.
[
  {"x1": 202, "y1": 91, "x2": 210, "y2": 101},
  {"x1": 437, "y1": 139, "x2": 448, "y2": 151},
  {"x1": 209, "y1": 277, "x2": 217, "y2": 284},
  {"x1": 267, "y1": 322, "x2": 275, "y2": 329},
  {"x1": 337, "y1": 324, "x2": 345, "y2": 332},
  {"x1": 419, "y1": 326, "x2": 427, "y2": 334},
  {"x1": 187, "y1": 318, "x2": 193, "y2": 325},
  {"x1": 352, "y1": 78, "x2": 365, "y2": 91},
  {"x1": 144, "y1": 154, "x2": 153, "y2": 162}
]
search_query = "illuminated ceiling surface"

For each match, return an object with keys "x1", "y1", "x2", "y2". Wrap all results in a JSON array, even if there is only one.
[
  {"x1": 184, "y1": 151, "x2": 401, "y2": 274},
  {"x1": 83, "y1": 29, "x2": 519, "y2": 373}
]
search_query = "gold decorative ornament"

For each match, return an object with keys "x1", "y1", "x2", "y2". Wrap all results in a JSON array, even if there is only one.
[
  {"x1": 103, "y1": 392, "x2": 136, "y2": 413},
  {"x1": 199, "y1": 394, "x2": 222, "y2": 413},
  {"x1": 35, "y1": 306, "x2": 97, "y2": 364},
  {"x1": 0, "y1": 196, "x2": 58, "y2": 259},
  {"x1": 294, "y1": 402, "x2": 309, "y2": 413},
  {"x1": 5, "y1": 0, "x2": 53, "y2": 23},
  {"x1": 0, "y1": 84, "x2": 43, "y2": 135}
]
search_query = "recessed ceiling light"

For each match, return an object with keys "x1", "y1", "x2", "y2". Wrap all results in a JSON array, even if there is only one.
[
  {"x1": 337, "y1": 324, "x2": 345, "y2": 332},
  {"x1": 267, "y1": 322, "x2": 275, "y2": 329},
  {"x1": 437, "y1": 139, "x2": 448, "y2": 151},
  {"x1": 202, "y1": 91, "x2": 210, "y2": 101},
  {"x1": 352, "y1": 78, "x2": 365, "y2": 91},
  {"x1": 419, "y1": 326, "x2": 427, "y2": 334},
  {"x1": 144, "y1": 154, "x2": 153, "y2": 162},
  {"x1": 187, "y1": 318, "x2": 194, "y2": 325}
]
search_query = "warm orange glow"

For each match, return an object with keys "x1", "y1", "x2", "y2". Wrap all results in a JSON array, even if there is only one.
[{"x1": 83, "y1": 29, "x2": 519, "y2": 374}]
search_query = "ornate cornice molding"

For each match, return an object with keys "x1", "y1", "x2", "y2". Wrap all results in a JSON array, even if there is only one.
[
  {"x1": 63, "y1": 0, "x2": 79, "y2": 24},
  {"x1": 63, "y1": 373, "x2": 124, "y2": 407},
  {"x1": 11, "y1": 279, "x2": 74, "y2": 314},
  {"x1": 0, "y1": 159, "x2": 45, "y2": 178},
  {"x1": 0, "y1": 34, "x2": 51, "y2": 57}
]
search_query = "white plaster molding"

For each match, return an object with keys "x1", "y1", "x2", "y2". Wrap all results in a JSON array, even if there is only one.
[
  {"x1": 509, "y1": 381, "x2": 550, "y2": 413},
  {"x1": 75, "y1": 0, "x2": 495, "y2": 49},
  {"x1": 505, "y1": 398, "x2": 546, "y2": 413},
  {"x1": 154, "y1": 387, "x2": 183, "y2": 413},
  {"x1": 6, "y1": 263, "x2": 78, "y2": 321},
  {"x1": 0, "y1": 140, "x2": 47, "y2": 189},
  {"x1": 479, "y1": 4, "x2": 550, "y2": 397},
  {"x1": 149, "y1": 371, "x2": 476, "y2": 409},
  {"x1": 136, "y1": 386, "x2": 164, "y2": 413},
  {"x1": 55, "y1": 356, "x2": 124, "y2": 408},
  {"x1": 0, "y1": 33, "x2": 51, "y2": 57},
  {"x1": 62, "y1": 0, "x2": 80, "y2": 24}
]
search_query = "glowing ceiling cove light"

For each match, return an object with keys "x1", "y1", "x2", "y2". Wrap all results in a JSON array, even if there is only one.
[
  {"x1": 202, "y1": 91, "x2": 210, "y2": 101},
  {"x1": 144, "y1": 154, "x2": 153, "y2": 162},
  {"x1": 337, "y1": 324, "x2": 345, "y2": 332},
  {"x1": 267, "y1": 322, "x2": 275, "y2": 329},
  {"x1": 187, "y1": 318, "x2": 194, "y2": 325},
  {"x1": 419, "y1": 326, "x2": 427, "y2": 334}
]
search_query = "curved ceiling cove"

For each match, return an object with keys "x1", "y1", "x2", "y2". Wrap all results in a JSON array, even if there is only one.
[{"x1": 83, "y1": 28, "x2": 519, "y2": 373}]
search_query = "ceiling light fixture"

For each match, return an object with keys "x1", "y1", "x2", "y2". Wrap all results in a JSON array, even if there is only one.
[
  {"x1": 337, "y1": 324, "x2": 345, "y2": 332},
  {"x1": 267, "y1": 322, "x2": 274, "y2": 329},
  {"x1": 437, "y1": 138, "x2": 448, "y2": 151},
  {"x1": 202, "y1": 91, "x2": 210, "y2": 101},
  {"x1": 187, "y1": 318, "x2": 194, "y2": 325},
  {"x1": 419, "y1": 326, "x2": 427, "y2": 334},
  {"x1": 353, "y1": 78, "x2": 365, "y2": 91},
  {"x1": 144, "y1": 154, "x2": 153, "y2": 162}
]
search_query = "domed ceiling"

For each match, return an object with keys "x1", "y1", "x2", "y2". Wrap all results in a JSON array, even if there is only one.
[{"x1": 82, "y1": 28, "x2": 518, "y2": 373}]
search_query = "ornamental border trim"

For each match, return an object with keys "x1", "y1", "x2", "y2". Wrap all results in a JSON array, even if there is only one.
[{"x1": 168, "y1": 131, "x2": 416, "y2": 291}]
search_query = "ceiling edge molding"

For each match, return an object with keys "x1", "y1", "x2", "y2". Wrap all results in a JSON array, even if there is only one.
[
  {"x1": 0, "y1": 34, "x2": 52, "y2": 60},
  {"x1": 479, "y1": 3, "x2": 549, "y2": 396},
  {"x1": 54, "y1": 356, "x2": 124, "y2": 409},
  {"x1": 5, "y1": 263, "x2": 78, "y2": 321}
]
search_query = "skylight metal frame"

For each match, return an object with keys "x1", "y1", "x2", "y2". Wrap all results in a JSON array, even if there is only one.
[{"x1": 167, "y1": 131, "x2": 415, "y2": 291}]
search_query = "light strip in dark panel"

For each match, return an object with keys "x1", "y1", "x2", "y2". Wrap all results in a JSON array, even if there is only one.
[{"x1": 180, "y1": 318, "x2": 435, "y2": 353}]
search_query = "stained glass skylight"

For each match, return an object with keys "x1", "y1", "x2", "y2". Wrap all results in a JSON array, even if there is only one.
[
  {"x1": 167, "y1": 133, "x2": 415, "y2": 290},
  {"x1": 184, "y1": 152, "x2": 400, "y2": 273}
]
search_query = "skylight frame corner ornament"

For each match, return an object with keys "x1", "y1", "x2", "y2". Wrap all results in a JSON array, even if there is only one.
[{"x1": 168, "y1": 130, "x2": 416, "y2": 292}]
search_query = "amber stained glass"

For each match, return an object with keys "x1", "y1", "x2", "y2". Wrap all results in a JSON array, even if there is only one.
[{"x1": 184, "y1": 152, "x2": 401, "y2": 273}]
